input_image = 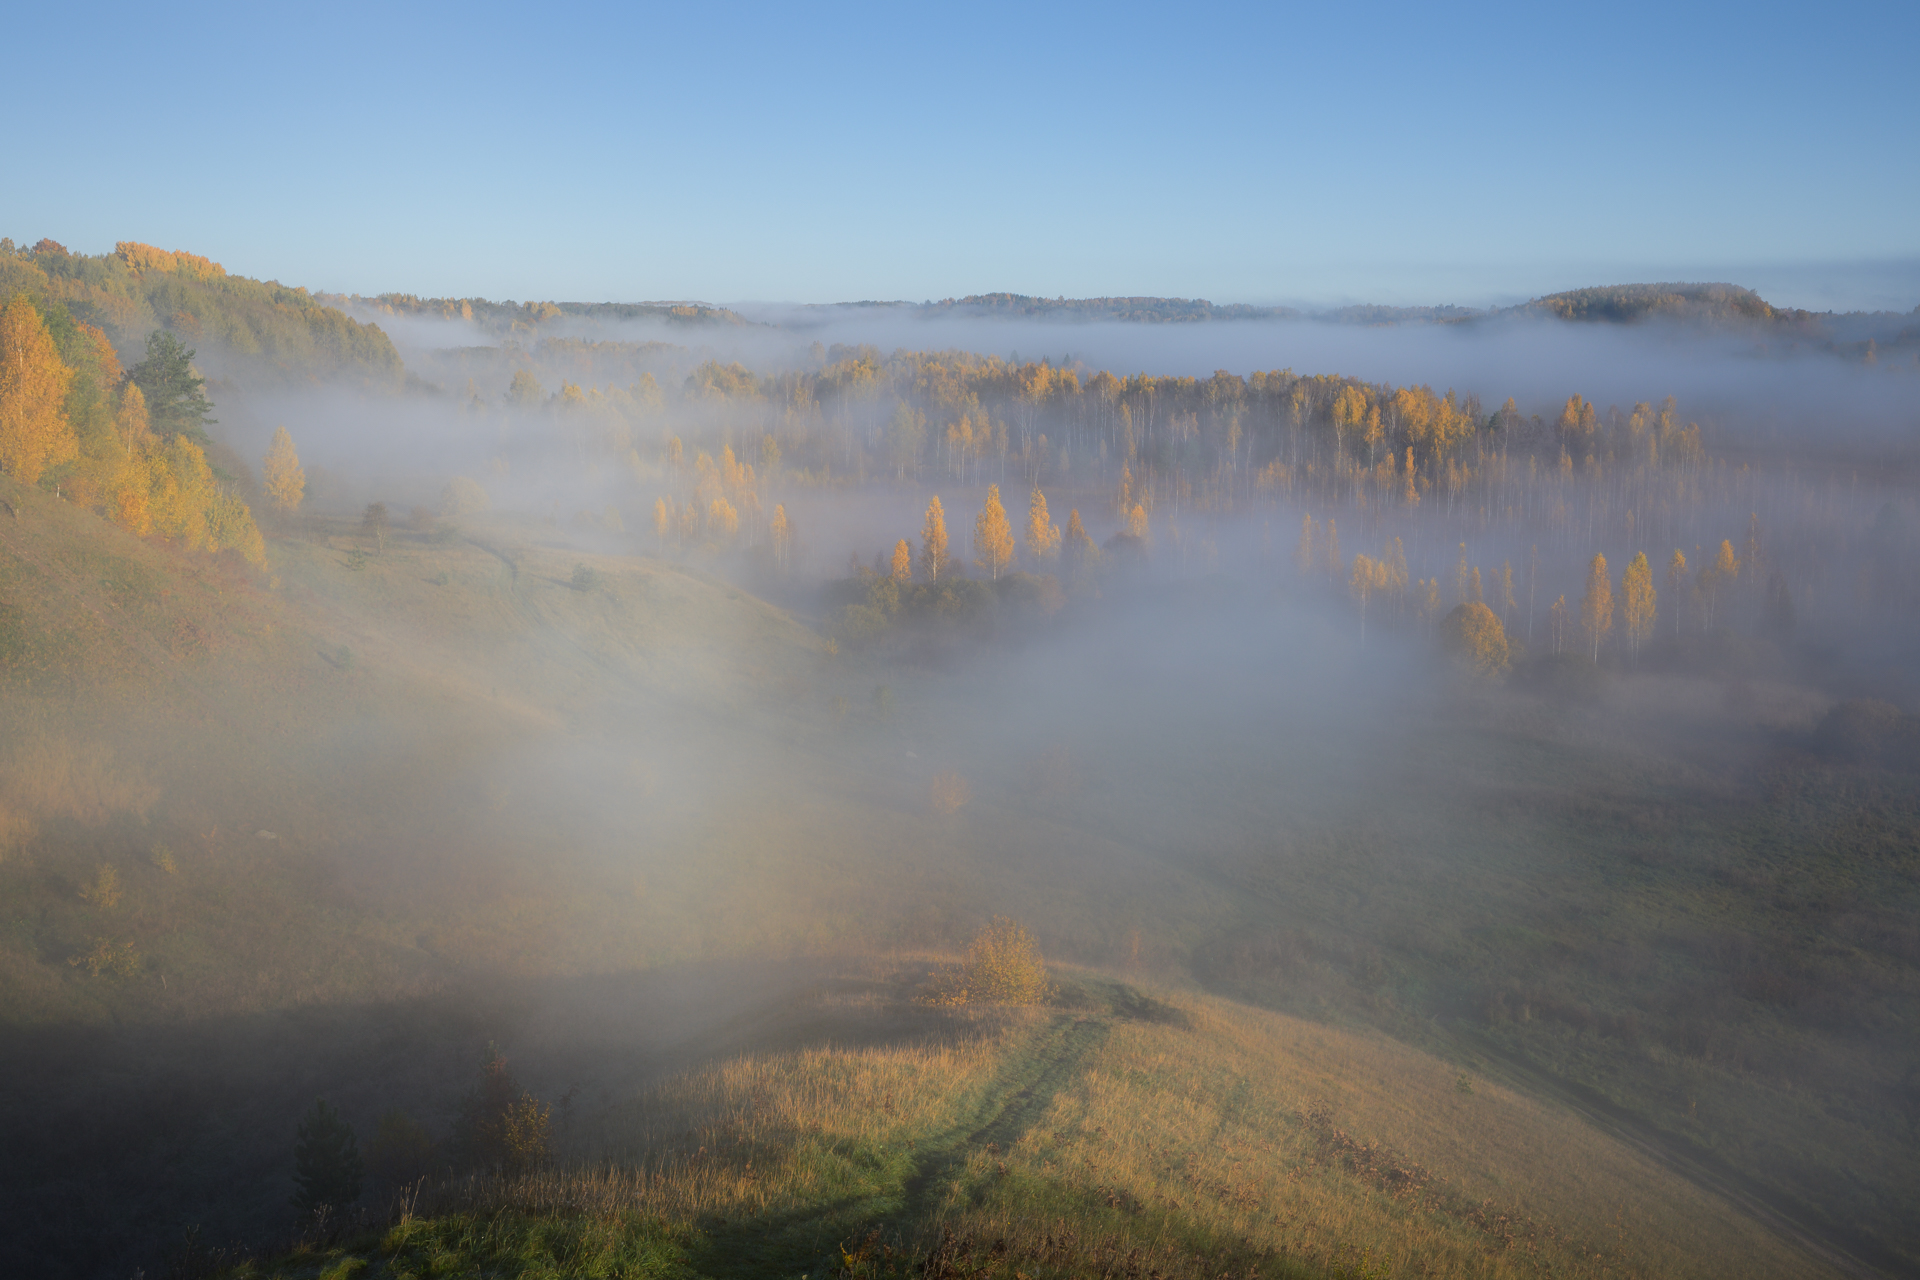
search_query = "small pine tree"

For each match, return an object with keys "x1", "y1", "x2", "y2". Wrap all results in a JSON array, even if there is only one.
[{"x1": 291, "y1": 1099, "x2": 364, "y2": 1215}]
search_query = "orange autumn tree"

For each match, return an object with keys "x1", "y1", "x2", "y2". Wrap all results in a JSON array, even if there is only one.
[
  {"x1": 920, "y1": 496, "x2": 950, "y2": 582},
  {"x1": 1622, "y1": 551, "x2": 1656, "y2": 655},
  {"x1": 0, "y1": 296, "x2": 78, "y2": 486},
  {"x1": 974, "y1": 484, "x2": 1015, "y2": 579},
  {"x1": 1582, "y1": 553, "x2": 1614, "y2": 660},
  {"x1": 1024, "y1": 486, "x2": 1060, "y2": 562}
]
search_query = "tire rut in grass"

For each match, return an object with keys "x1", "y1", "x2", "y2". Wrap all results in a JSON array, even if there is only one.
[
  {"x1": 1451, "y1": 1021, "x2": 1894, "y2": 1280},
  {"x1": 683, "y1": 1005, "x2": 1113, "y2": 1278},
  {"x1": 898, "y1": 1012, "x2": 1112, "y2": 1222}
]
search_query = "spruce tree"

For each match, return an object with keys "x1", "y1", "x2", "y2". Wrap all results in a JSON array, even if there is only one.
[{"x1": 291, "y1": 1099, "x2": 364, "y2": 1215}]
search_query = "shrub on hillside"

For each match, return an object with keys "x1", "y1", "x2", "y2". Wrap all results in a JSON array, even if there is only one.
[
  {"x1": 923, "y1": 917, "x2": 1052, "y2": 1006},
  {"x1": 439, "y1": 475, "x2": 489, "y2": 517}
]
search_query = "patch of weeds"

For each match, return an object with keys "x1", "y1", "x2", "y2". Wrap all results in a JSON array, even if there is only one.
[{"x1": 69, "y1": 938, "x2": 140, "y2": 978}]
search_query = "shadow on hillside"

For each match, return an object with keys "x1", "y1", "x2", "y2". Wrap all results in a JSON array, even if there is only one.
[{"x1": 0, "y1": 953, "x2": 969, "y2": 1280}]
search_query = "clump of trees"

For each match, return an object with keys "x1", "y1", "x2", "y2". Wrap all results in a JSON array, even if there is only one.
[
  {"x1": 0, "y1": 295, "x2": 264, "y2": 563},
  {"x1": 450, "y1": 1046, "x2": 552, "y2": 1177}
]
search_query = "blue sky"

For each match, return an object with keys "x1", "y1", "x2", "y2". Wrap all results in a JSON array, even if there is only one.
[{"x1": 8, "y1": 1, "x2": 1916, "y2": 309}]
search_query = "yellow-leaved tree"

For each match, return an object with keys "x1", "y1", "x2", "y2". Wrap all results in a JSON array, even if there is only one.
[
  {"x1": 707, "y1": 496, "x2": 739, "y2": 542},
  {"x1": 261, "y1": 425, "x2": 305, "y2": 513},
  {"x1": 1666, "y1": 549, "x2": 1688, "y2": 636},
  {"x1": 920, "y1": 496, "x2": 950, "y2": 582},
  {"x1": 890, "y1": 538, "x2": 912, "y2": 583},
  {"x1": 0, "y1": 296, "x2": 78, "y2": 486},
  {"x1": 770, "y1": 503, "x2": 790, "y2": 569},
  {"x1": 108, "y1": 384, "x2": 153, "y2": 535},
  {"x1": 1024, "y1": 486, "x2": 1060, "y2": 562},
  {"x1": 1622, "y1": 551, "x2": 1656, "y2": 655},
  {"x1": 974, "y1": 484, "x2": 1015, "y2": 579},
  {"x1": 1440, "y1": 600, "x2": 1510, "y2": 675},
  {"x1": 1349, "y1": 552, "x2": 1390, "y2": 645},
  {"x1": 1582, "y1": 553, "x2": 1613, "y2": 660}
]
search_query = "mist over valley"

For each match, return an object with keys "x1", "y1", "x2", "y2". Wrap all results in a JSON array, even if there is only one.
[{"x1": 1, "y1": 236, "x2": 1917, "y2": 1280}]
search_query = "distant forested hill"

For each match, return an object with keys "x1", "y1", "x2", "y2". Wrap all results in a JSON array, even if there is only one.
[
  {"x1": 917, "y1": 293, "x2": 1301, "y2": 322},
  {"x1": 324, "y1": 292, "x2": 754, "y2": 339},
  {"x1": 0, "y1": 239, "x2": 402, "y2": 389},
  {"x1": 1518, "y1": 282, "x2": 1780, "y2": 325}
]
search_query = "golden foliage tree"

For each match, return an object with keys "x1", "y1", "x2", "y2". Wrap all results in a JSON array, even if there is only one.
[
  {"x1": 1126, "y1": 502, "x2": 1149, "y2": 542},
  {"x1": 707, "y1": 495, "x2": 739, "y2": 541},
  {"x1": 1024, "y1": 486, "x2": 1060, "y2": 562},
  {"x1": 974, "y1": 484, "x2": 1015, "y2": 579},
  {"x1": 0, "y1": 295, "x2": 78, "y2": 486},
  {"x1": 890, "y1": 538, "x2": 912, "y2": 583},
  {"x1": 1666, "y1": 549, "x2": 1687, "y2": 636},
  {"x1": 770, "y1": 503, "x2": 791, "y2": 568},
  {"x1": 115, "y1": 381, "x2": 150, "y2": 452},
  {"x1": 920, "y1": 495, "x2": 950, "y2": 582},
  {"x1": 929, "y1": 769, "x2": 971, "y2": 816},
  {"x1": 1062, "y1": 508, "x2": 1097, "y2": 570},
  {"x1": 1699, "y1": 539, "x2": 1739, "y2": 629},
  {"x1": 1440, "y1": 601, "x2": 1510, "y2": 675},
  {"x1": 261, "y1": 425, "x2": 305, "y2": 513},
  {"x1": 1349, "y1": 553, "x2": 1389, "y2": 645},
  {"x1": 1622, "y1": 551, "x2": 1656, "y2": 655},
  {"x1": 1581, "y1": 553, "x2": 1613, "y2": 660},
  {"x1": 109, "y1": 385, "x2": 154, "y2": 536}
]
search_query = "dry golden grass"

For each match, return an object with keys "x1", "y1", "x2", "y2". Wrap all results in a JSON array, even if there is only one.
[
  {"x1": 0, "y1": 735, "x2": 158, "y2": 859},
  {"x1": 932, "y1": 987, "x2": 1828, "y2": 1279},
  {"x1": 392, "y1": 968, "x2": 1829, "y2": 1279}
]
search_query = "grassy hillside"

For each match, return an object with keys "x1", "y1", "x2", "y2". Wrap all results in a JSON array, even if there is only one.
[
  {"x1": 1, "y1": 473, "x2": 1912, "y2": 1277},
  {"x1": 230, "y1": 967, "x2": 1822, "y2": 1280}
]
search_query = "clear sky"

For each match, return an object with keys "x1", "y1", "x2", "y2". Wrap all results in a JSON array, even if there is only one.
[{"x1": 8, "y1": 1, "x2": 1917, "y2": 310}]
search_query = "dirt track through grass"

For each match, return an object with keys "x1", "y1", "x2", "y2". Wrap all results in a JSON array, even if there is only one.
[
  {"x1": 900, "y1": 1012, "x2": 1112, "y2": 1218},
  {"x1": 685, "y1": 1001, "x2": 1114, "y2": 1277},
  {"x1": 1450, "y1": 1021, "x2": 1890, "y2": 1279}
]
